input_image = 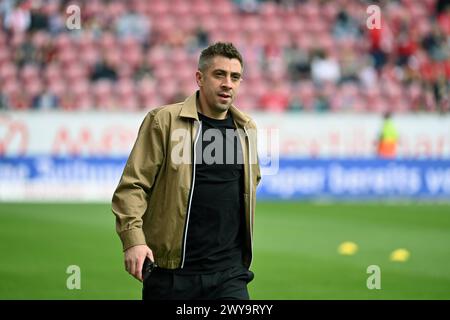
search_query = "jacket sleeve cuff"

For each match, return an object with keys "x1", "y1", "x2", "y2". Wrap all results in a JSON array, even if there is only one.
[{"x1": 119, "y1": 229, "x2": 147, "y2": 251}]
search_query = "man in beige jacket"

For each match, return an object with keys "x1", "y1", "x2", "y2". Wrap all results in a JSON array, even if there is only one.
[{"x1": 112, "y1": 42, "x2": 261, "y2": 299}]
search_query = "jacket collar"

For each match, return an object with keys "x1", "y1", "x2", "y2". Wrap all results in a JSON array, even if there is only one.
[
  {"x1": 179, "y1": 92, "x2": 199, "y2": 120},
  {"x1": 179, "y1": 91, "x2": 251, "y2": 128}
]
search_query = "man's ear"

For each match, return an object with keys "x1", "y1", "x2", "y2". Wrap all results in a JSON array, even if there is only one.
[{"x1": 195, "y1": 70, "x2": 203, "y2": 87}]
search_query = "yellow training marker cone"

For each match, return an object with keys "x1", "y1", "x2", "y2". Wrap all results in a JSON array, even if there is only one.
[
  {"x1": 390, "y1": 249, "x2": 410, "y2": 262},
  {"x1": 338, "y1": 241, "x2": 358, "y2": 256}
]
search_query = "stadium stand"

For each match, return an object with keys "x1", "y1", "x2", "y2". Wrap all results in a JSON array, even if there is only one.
[{"x1": 0, "y1": 0, "x2": 449, "y2": 113}]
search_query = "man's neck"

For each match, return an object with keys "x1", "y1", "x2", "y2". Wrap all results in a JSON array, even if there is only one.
[{"x1": 197, "y1": 93, "x2": 228, "y2": 120}]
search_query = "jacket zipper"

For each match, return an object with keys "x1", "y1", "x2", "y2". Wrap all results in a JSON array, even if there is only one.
[
  {"x1": 244, "y1": 127, "x2": 254, "y2": 268},
  {"x1": 180, "y1": 120, "x2": 202, "y2": 268}
]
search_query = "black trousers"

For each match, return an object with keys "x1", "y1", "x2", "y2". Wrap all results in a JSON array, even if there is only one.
[{"x1": 142, "y1": 265, "x2": 254, "y2": 300}]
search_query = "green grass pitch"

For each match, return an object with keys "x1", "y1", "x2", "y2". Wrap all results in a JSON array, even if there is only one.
[{"x1": 0, "y1": 201, "x2": 449, "y2": 300}]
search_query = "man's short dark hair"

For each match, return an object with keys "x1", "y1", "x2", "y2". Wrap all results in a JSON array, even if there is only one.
[{"x1": 198, "y1": 42, "x2": 243, "y2": 72}]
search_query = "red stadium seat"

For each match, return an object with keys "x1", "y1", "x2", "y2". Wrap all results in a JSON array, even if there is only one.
[
  {"x1": 191, "y1": 1, "x2": 212, "y2": 19},
  {"x1": 263, "y1": 18, "x2": 283, "y2": 34},
  {"x1": 235, "y1": 96, "x2": 258, "y2": 112},
  {"x1": 0, "y1": 62, "x2": 17, "y2": 81},
  {"x1": 213, "y1": 0, "x2": 235, "y2": 16},
  {"x1": 20, "y1": 64, "x2": 39, "y2": 82}
]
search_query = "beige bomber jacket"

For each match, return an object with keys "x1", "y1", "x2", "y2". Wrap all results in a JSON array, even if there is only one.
[{"x1": 112, "y1": 91, "x2": 261, "y2": 269}]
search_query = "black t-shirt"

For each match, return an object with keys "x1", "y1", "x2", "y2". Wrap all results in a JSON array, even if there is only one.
[{"x1": 180, "y1": 112, "x2": 246, "y2": 273}]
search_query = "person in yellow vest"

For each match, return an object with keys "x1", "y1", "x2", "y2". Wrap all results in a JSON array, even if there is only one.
[{"x1": 377, "y1": 111, "x2": 399, "y2": 158}]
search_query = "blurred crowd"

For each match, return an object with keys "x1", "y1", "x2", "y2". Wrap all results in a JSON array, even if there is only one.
[{"x1": 0, "y1": 0, "x2": 449, "y2": 113}]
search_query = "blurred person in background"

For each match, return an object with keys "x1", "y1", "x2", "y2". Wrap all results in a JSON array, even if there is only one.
[
  {"x1": 332, "y1": 9, "x2": 361, "y2": 41},
  {"x1": 377, "y1": 111, "x2": 399, "y2": 158},
  {"x1": 3, "y1": 0, "x2": 31, "y2": 34},
  {"x1": 32, "y1": 85, "x2": 59, "y2": 110},
  {"x1": 284, "y1": 39, "x2": 311, "y2": 82},
  {"x1": 112, "y1": 42, "x2": 261, "y2": 300},
  {"x1": 311, "y1": 48, "x2": 341, "y2": 85},
  {"x1": 115, "y1": 7, "x2": 151, "y2": 44},
  {"x1": 90, "y1": 51, "x2": 118, "y2": 82}
]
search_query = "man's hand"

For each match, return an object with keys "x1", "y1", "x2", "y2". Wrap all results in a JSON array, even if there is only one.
[{"x1": 124, "y1": 245, "x2": 154, "y2": 282}]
